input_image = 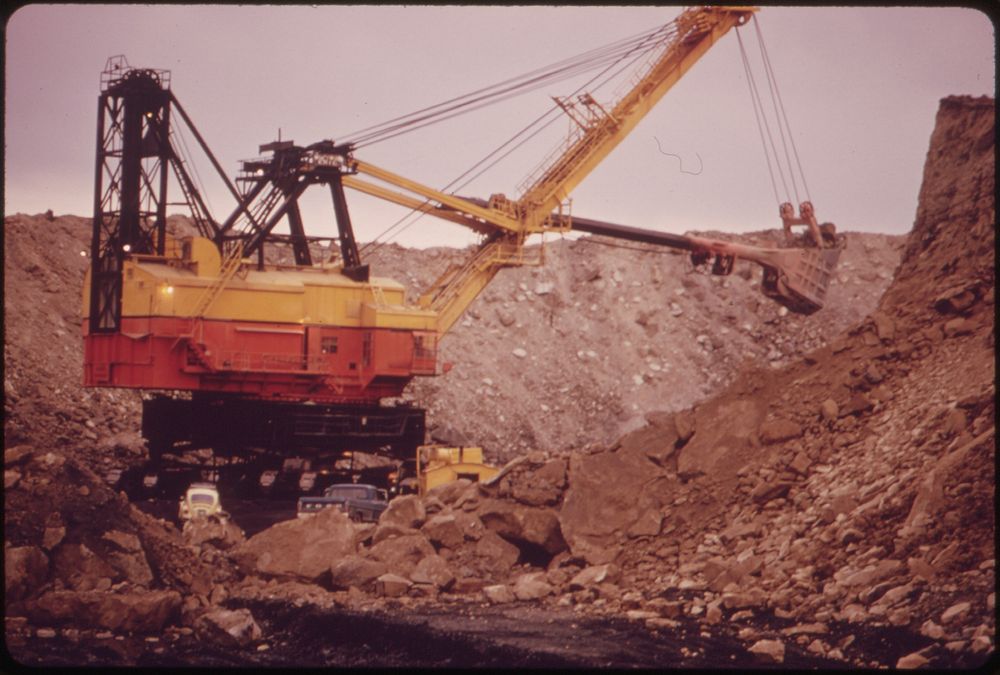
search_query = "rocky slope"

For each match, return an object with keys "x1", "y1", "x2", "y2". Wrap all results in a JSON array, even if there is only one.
[
  {"x1": 224, "y1": 95, "x2": 994, "y2": 667},
  {"x1": 2, "y1": 211, "x2": 900, "y2": 474},
  {"x1": 4, "y1": 95, "x2": 992, "y2": 668},
  {"x1": 370, "y1": 226, "x2": 901, "y2": 461}
]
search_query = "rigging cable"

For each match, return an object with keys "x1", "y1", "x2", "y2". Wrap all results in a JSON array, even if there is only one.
[
  {"x1": 360, "y1": 20, "x2": 681, "y2": 258},
  {"x1": 343, "y1": 23, "x2": 676, "y2": 149},
  {"x1": 736, "y1": 24, "x2": 788, "y2": 206},
  {"x1": 355, "y1": 26, "x2": 677, "y2": 254},
  {"x1": 753, "y1": 16, "x2": 800, "y2": 205},
  {"x1": 753, "y1": 15, "x2": 811, "y2": 203},
  {"x1": 174, "y1": 118, "x2": 215, "y2": 220}
]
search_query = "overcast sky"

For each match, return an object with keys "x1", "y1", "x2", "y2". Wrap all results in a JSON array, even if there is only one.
[{"x1": 4, "y1": 5, "x2": 995, "y2": 249}]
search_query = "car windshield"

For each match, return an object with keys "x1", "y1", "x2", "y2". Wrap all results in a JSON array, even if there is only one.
[{"x1": 190, "y1": 493, "x2": 216, "y2": 505}]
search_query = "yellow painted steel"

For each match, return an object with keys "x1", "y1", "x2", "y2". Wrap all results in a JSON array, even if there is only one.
[
  {"x1": 416, "y1": 445, "x2": 499, "y2": 496},
  {"x1": 336, "y1": 7, "x2": 757, "y2": 339},
  {"x1": 351, "y1": 159, "x2": 526, "y2": 233},
  {"x1": 421, "y1": 235, "x2": 543, "y2": 334},
  {"x1": 86, "y1": 236, "x2": 437, "y2": 331},
  {"x1": 518, "y1": 6, "x2": 757, "y2": 227},
  {"x1": 341, "y1": 175, "x2": 496, "y2": 236},
  {"x1": 88, "y1": 7, "x2": 759, "y2": 346}
]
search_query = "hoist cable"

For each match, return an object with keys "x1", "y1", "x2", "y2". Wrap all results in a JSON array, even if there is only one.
[
  {"x1": 360, "y1": 17, "x2": 683, "y2": 258},
  {"x1": 454, "y1": 23, "x2": 669, "y2": 199},
  {"x1": 359, "y1": 102, "x2": 568, "y2": 258},
  {"x1": 753, "y1": 15, "x2": 811, "y2": 203},
  {"x1": 344, "y1": 23, "x2": 678, "y2": 149},
  {"x1": 349, "y1": 38, "x2": 667, "y2": 149},
  {"x1": 344, "y1": 24, "x2": 674, "y2": 147},
  {"x1": 746, "y1": 33, "x2": 791, "y2": 203},
  {"x1": 362, "y1": 28, "x2": 674, "y2": 258},
  {"x1": 342, "y1": 29, "x2": 657, "y2": 142},
  {"x1": 175, "y1": 119, "x2": 215, "y2": 219},
  {"x1": 753, "y1": 18, "x2": 800, "y2": 205},
  {"x1": 736, "y1": 27, "x2": 785, "y2": 205},
  {"x1": 466, "y1": 21, "x2": 673, "y2": 200}
]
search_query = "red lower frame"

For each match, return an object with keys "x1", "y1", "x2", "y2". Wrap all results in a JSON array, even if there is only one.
[{"x1": 83, "y1": 317, "x2": 438, "y2": 404}]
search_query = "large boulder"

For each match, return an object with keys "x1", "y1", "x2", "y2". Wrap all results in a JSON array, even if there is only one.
[
  {"x1": 559, "y1": 447, "x2": 666, "y2": 564},
  {"x1": 367, "y1": 533, "x2": 436, "y2": 577},
  {"x1": 477, "y1": 500, "x2": 523, "y2": 539},
  {"x1": 426, "y1": 478, "x2": 474, "y2": 505},
  {"x1": 452, "y1": 511, "x2": 486, "y2": 541},
  {"x1": 4, "y1": 545, "x2": 49, "y2": 601},
  {"x1": 410, "y1": 554, "x2": 455, "y2": 590},
  {"x1": 506, "y1": 458, "x2": 568, "y2": 506},
  {"x1": 375, "y1": 573, "x2": 412, "y2": 598},
  {"x1": 101, "y1": 530, "x2": 154, "y2": 587},
  {"x1": 676, "y1": 397, "x2": 766, "y2": 480},
  {"x1": 472, "y1": 530, "x2": 520, "y2": 578},
  {"x1": 232, "y1": 507, "x2": 356, "y2": 581},
  {"x1": 568, "y1": 563, "x2": 621, "y2": 590},
  {"x1": 482, "y1": 584, "x2": 516, "y2": 604},
  {"x1": 51, "y1": 543, "x2": 117, "y2": 591},
  {"x1": 615, "y1": 415, "x2": 680, "y2": 466},
  {"x1": 28, "y1": 589, "x2": 181, "y2": 633},
  {"x1": 329, "y1": 555, "x2": 387, "y2": 590},
  {"x1": 475, "y1": 499, "x2": 566, "y2": 555},
  {"x1": 516, "y1": 508, "x2": 566, "y2": 555},
  {"x1": 379, "y1": 495, "x2": 426, "y2": 530},
  {"x1": 512, "y1": 571, "x2": 554, "y2": 600},
  {"x1": 371, "y1": 523, "x2": 419, "y2": 546},
  {"x1": 421, "y1": 513, "x2": 465, "y2": 550},
  {"x1": 182, "y1": 517, "x2": 246, "y2": 551},
  {"x1": 195, "y1": 608, "x2": 262, "y2": 648}
]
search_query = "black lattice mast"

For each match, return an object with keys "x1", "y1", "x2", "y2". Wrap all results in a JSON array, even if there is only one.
[
  {"x1": 90, "y1": 56, "x2": 170, "y2": 332},
  {"x1": 90, "y1": 56, "x2": 230, "y2": 333}
]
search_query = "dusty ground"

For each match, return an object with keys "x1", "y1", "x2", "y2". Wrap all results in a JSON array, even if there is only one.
[{"x1": 3, "y1": 95, "x2": 995, "y2": 669}]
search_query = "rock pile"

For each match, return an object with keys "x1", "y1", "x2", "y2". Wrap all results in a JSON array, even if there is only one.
[
  {"x1": 379, "y1": 227, "x2": 902, "y2": 463},
  {"x1": 223, "y1": 96, "x2": 997, "y2": 668},
  {"x1": 2, "y1": 211, "x2": 899, "y2": 476},
  {"x1": 3, "y1": 443, "x2": 259, "y2": 649},
  {"x1": 3, "y1": 94, "x2": 990, "y2": 669}
]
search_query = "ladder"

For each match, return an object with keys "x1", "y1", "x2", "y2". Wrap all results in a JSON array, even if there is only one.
[{"x1": 191, "y1": 243, "x2": 244, "y2": 319}]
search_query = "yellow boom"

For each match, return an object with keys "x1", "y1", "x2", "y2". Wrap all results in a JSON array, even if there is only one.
[{"x1": 342, "y1": 6, "x2": 759, "y2": 333}]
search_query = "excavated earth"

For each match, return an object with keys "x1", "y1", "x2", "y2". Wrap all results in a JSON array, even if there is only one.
[{"x1": 3, "y1": 95, "x2": 995, "y2": 669}]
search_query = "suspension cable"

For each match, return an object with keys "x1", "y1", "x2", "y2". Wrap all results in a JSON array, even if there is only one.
[
  {"x1": 360, "y1": 19, "x2": 680, "y2": 257},
  {"x1": 173, "y1": 118, "x2": 215, "y2": 218},
  {"x1": 343, "y1": 22, "x2": 677, "y2": 149},
  {"x1": 736, "y1": 26, "x2": 786, "y2": 205},
  {"x1": 450, "y1": 22, "x2": 670, "y2": 200},
  {"x1": 753, "y1": 18, "x2": 799, "y2": 205},
  {"x1": 752, "y1": 15, "x2": 811, "y2": 203}
]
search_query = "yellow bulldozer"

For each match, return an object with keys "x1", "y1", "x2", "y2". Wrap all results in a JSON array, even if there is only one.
[{"x1": 401, "y1": 445, "x2": 499, "y2": 497}]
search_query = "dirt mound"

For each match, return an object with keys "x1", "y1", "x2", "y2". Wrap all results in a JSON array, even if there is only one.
[
  {"x1": 207, "y1": 95, "x2": 994, "y2": 668},
  {"x1": 4, "y1": 444, "x2": 243, "y2": 636},
  {"x1": 420, "y1": 94, "x2": 993, "y2": 666},
  {"x1": 3, "y1": 207, "x2": 898, "y2": 474},
  {"x1": 374, "y1": 227, "x2": 901, "y2": 462},
  {"x1": 2, "y1": 215, "x2": 199, "y2": 476},
  {"x1": 5, "y1": 92, "x2": 986, "y2": 668}
]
